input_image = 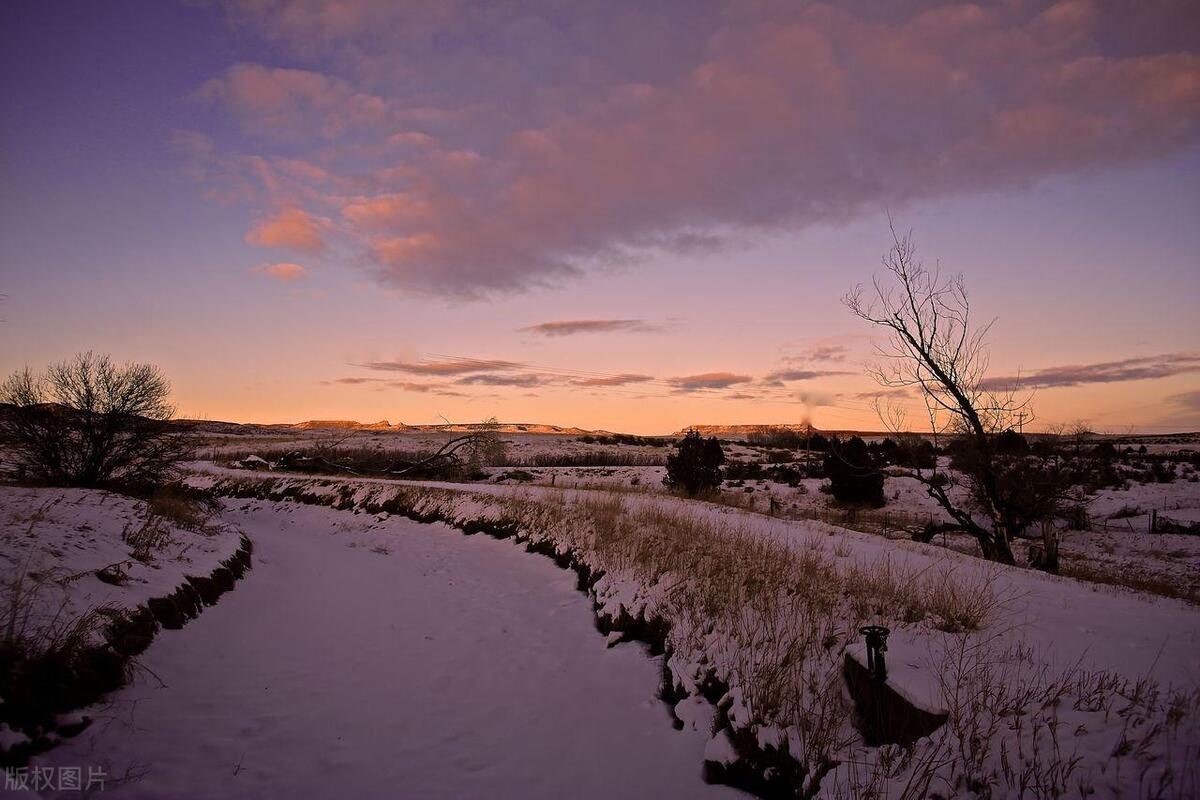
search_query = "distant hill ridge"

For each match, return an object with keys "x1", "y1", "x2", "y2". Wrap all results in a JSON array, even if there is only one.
[
  {"x1": 173, "y1": 417, "x2": 611, "y2": 436},
  {"x1": 673, "y1": 423, "x2": 818, "y2": 437}
]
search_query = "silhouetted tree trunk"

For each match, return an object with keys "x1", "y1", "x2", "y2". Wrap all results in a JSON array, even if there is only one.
[{"x1": 844, "y1": 225, "x2": 1031, "y2": 566}]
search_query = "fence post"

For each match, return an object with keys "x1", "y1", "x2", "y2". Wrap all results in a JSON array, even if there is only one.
[{"x1": 1150, "y1": 509, "x2": 1157, "y2": 534}]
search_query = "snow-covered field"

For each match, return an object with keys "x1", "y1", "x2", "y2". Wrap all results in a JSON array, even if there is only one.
[
  {"x1": 17, "y1": 499, "x2": 733, "y2": 799},
  {"x1": 4, "y1": 428, "x2": 1199, "y2": 798}
]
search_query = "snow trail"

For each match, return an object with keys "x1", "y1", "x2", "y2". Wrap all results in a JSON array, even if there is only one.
[{"x1": 24, "y1": 499, "x2": 736, "y2": 799}]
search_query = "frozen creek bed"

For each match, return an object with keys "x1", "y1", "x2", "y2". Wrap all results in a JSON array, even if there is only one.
[{"x1": 23, "y1": 499, "x2": 738, "y2": 799}]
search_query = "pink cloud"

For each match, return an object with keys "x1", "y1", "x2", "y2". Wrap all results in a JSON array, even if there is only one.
[
  {"x1": 253, "y1": 262, "x2": 309, "y2": 282},
  {"x1": 517, "y1": 319, "x2": 659, "y2": 337},
  {"x1": 246, "y1": 207, "x2": 329, "y2": 252},
  {"x1": 574, "y1": 373, "x2": 654, "y2": 387},
  {"x1": 200, "y1": 2, "x2": 1200, "y2": 296},
  {"x1": 357, "y1": 358, "x2": 521, "y2": 376},
  {"x1": 200, "y1": 63, "x2": 389, "y2": 139}
]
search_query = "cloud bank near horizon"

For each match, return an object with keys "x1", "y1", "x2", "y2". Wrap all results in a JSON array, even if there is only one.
[
  {"x1": 185, "y1": 0, "x2": 1200, "y2": 297},
  {"x1": 517, "y1": 319, "x2": 660, "y2": 337},
  {"x1": 332, "y1": 350, "x2": 1200, "y2": 411},
  {"x1": 983, "y1": 353, "x2": 1200, "y2": 391}
]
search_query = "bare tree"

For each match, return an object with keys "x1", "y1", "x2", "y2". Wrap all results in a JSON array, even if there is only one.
[
  {"x1": 0, "y1": 353, "x2": 193, "y2": 487},
  {"x1": 388, "y1": 418, "x2": 505, "y2": 479},
  {"x1": 844, "y1": 226, "x2": 1032, "y2": 565}
]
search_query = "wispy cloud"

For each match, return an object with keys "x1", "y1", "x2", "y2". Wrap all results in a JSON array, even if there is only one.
[
  {"x1": 517, "y1": 319, "x2": 660, "y2": 337},
  {"x1": 1167, "y1": 389, "x2": 1200, "y2": 411},
  {"x1": 200, "y1": 63, "x2": 389, "y2": 140},
  {"x1": 574, "y1": 373, "x2": 655, "y2": 387},
  {"x1": 671, "y1": 372, "x2": 753, "y2": 391},
  {"x1": 328, "y1": 376, "x2": 466, "y2": 396},
  {"x1": 783, "y1": 345, "x2": 852, "y2": 364},
  {"x1": 762, "y1": 368, "x2": 853, "y2": 385},
  {"x1": 455, "y1": 374, "x2": 550, "y2": 388},
  {"x1": 357, "y1": 358, "x2": 521, "y2": 376},
  {"x1": 983, "y1": 353, "x2": 1200, "y2": 390},
  {"x1": 252, "y1": 261, "x2": 308, "y2": 281},
  {"x1": 842, "y1": 388, "x2": 914, "y2": 402}
]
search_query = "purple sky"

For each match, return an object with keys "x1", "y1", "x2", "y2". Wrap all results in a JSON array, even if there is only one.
[{"x1": 2, "y1": 1, "x2": 1198, "y2": 433}]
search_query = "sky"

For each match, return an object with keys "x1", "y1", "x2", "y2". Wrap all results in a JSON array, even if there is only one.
[{"x1": 1, "y1": 0, "x2": 1198, "y2": 435}]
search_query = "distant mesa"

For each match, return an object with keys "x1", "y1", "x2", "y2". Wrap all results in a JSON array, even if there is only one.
[
  {"x1": 171, "y1": 417, "x2": 611, "y2": 436},
  {"x1": 290, "y1": 419, "x2": 398, "y2": 430}
]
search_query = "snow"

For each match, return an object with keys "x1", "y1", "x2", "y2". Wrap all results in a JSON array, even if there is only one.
[
  {"x1": 673, "y1": 696, "x2": 714, "y2": 733},
  {"x1": 0, "y1": 485, "x2": 243, "y2": 652},
  {"x1": 702, "y1": 731, "x2": 738, "y2": 766},
  {"x1": 19, "y1": 499, "x2": 738, "y2": 799},
  {"x1": 0, "y1": 725, "x2": 28, "y2": 751}
]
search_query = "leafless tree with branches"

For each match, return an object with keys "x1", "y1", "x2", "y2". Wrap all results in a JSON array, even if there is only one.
[
  {"x1": 0, "y1": 352, "x2": 194, "y2": 487},
  {"x1": 844, "y1": 225, "x2": 1034, "y2": 565}
]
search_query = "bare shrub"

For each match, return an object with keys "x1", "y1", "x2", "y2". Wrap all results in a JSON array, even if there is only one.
[
  {"x1": 922, "y1": 565, "x2": 1009, "y2": 633},
  {"x1": 0, "y1": 353, "x2": 193, "y2": 487}
]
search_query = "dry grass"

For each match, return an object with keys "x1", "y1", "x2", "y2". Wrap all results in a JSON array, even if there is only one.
[
  {"x1": 502, "y1": 451, "x2": 666, "y2": 467},
  {"x1": 1060, "y1": 557, "x2": 1200, "y2": 605},
  {"x1": 824, "y1": 634, "x2": 1200, "y2": 799},
  {"x1": 2, "y1": 504, "x2": 113, "y2": 662},
  {"x1": 147, "y1": 485, "x2": 219, "y2": 533},
  {"x1": 121, "y1": 516, "x2": 175, "y2": 563}
]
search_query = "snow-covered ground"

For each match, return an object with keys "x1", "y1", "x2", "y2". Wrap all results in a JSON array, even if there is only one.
[
  {"x1": 200, "y1": 429, "x2": 683, "y2": 464},
  {"x1": 18, "y1": 499, "x2": 736, "y2": 799},
  {"x1": 7, "y1": 427, "x2": 1198, "y2": 797},
  {"x1": 172, "y1": 469, "x2": 1200, "y2": 797},
  {"x1": 0, "y1": 485, "x2": 243, "y2": 653}
]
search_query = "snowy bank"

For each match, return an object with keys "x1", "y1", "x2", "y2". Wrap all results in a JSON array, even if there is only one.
[{"x1": 0, "y1": 486, "x2": 250, "y2": 766}]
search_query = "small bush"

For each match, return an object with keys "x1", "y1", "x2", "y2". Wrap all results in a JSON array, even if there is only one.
[
  {"x1": 870, "y1": 436, "x2": 936, "y2": 469},
  {"x1": 664, "y1": 430, "x2": 725, "y2": 496},
  {"x1": 823, "y1": 437, "x2": 885, "y2": 507},
  {"x1": 994, "y1": 429, "x2": 1029, "y2": 455}
]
